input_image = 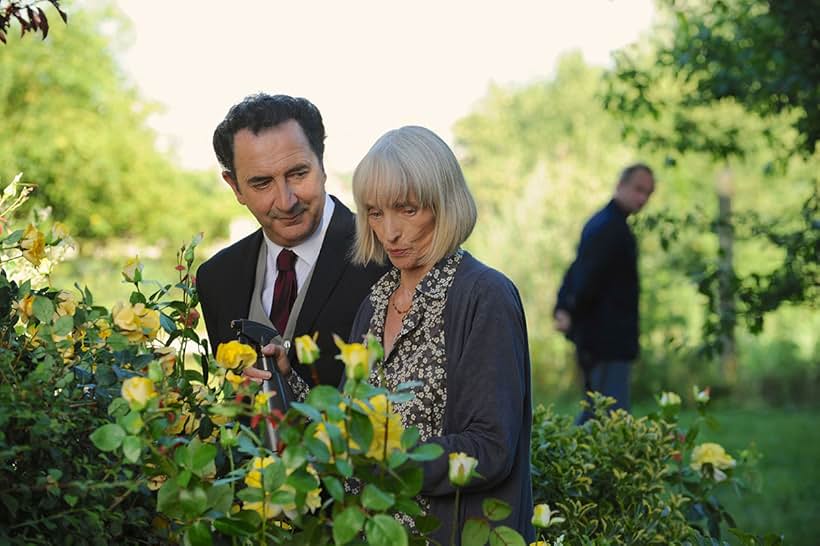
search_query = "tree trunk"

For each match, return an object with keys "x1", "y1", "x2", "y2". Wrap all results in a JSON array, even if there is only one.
[{"x1": 716, "y1": 167, "x2": 737, "y2": 384}]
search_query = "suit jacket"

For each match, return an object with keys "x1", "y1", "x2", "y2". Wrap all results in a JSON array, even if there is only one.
[
  {"x1": 555, "y1": 199, "x2": 639, "y2": 363},
  {"x1": 196, "y1": 196, "x2": 387, "y2": 386}
]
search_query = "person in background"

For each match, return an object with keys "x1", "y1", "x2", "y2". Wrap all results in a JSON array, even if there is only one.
[{"x1": 554, "y1": 163, "x2": 656, "y2": 424}]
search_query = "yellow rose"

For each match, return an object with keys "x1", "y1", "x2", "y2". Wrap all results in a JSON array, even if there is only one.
[
  {"x1": 243, "y1": 499, "x2": 282, "y2": 520},
  {"x1": 356, "y1": 394, "x2": 403, "y2": 461},
  {"x1": 294, "y1": 333, "x2": 320, "y2": 365},
  {"x1": 532, "y1": 503, "x2": 565, "y2": 528},
  {"x1": 20, "y1": 224, "x2": 46, "y2": 266},
  {"x1": 253, "y1": 392, "x2": 273, "y2": 414},
  {"x1": 122, "y1": 256, "x2": 143, "y2": 283},
  {"x1": 333, "y1": 334, "x2": 370, "y2": 381},
  {"x1": 691, "y1": 442, "x2": 736, "y2": 481},
  {"x1": 448, "y1": 451, "x2": 479, "y2": 487},
  {"x1": 112, "y1": 302, "x2": 139, "y2": 332},
  {"x1": 215, "y1": 340, "x2": 258, "y2": 370},
  {"x1": 135, "y1": 304, "x2": 160, "y2": 341},
  {"x1": 56, "y1": 290, "x2": 78, "y2": 318},
  {"x1": 122, "y1": 376, "x2": 157, "y2": 410},
  {"x1": 95, "y1": 318, "x2": 112, "y2": 339},
  {"x1": 225, "y1": 370, "x2": 245, "y2": 388},
  {"x1": 16, "y1": 294, "x2": 34, "y2": 323},
  {"x1": 244, "y1": 456, "x2": 276, "y2": 489}
]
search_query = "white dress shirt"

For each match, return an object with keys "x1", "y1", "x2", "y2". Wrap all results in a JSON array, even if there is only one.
[{"x1": 261, "y1": 194, "x2": 335, "y2": 315}]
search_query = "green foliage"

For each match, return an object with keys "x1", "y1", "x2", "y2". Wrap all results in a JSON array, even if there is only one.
[
  {"x1": 0, "y1": 3, "x2": 235, "y2": 245},
  {"x1": 530, "y1": 393, "x2": 783, "y2": 545}
]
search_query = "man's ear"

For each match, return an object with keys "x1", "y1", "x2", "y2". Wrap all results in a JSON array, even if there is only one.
[{"x1": 222, "y1": 171, "x2": 246, "y2": 205}]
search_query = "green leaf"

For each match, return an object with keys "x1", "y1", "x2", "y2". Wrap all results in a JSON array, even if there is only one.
[
  {"x1": 157, "y1": 479, "x2": 181, "y2": 517},
  {"x1": 407, "y1": 443, "x2": 444, "y2": 462},
  {"x1": 333, "y1": 506, "x2": 365, "y2": 545},
  {"x1": 488, "y1": 525, "x2": 525, "y2": 546},
  {"x1": 365, "y1": 514, "x2": 408, "y2": 546},
  {"x1": 393, "y1": 498, "x2": 422, "y2": 517},
  {"x1": 262, "y1": 458, "x2": 286, "y2": 491},
  {"x1": 179, "y1": 486, "x2": 209, "y2": 518},
  {"x1": 401, "y1": 427, "x2": 420, "y2": 450},
  {"x1": 119, "y1": 410, "x2": 144, "y2": 434},
  {"x1": 482, "y1": 498, "x2": 512, "y2": 522},
  {"x1": 335, "y1": 458, "x2": 353, "y2": 478},
  {"x1": 322, "y1": 475, "x2": 345, "y2": 502},
  {"x1": 207, "y1": 483, "x2": 233, "y2": 515},
  {"x1": 53, "y1": 315, "x2": 74, "y2": 336},
  {"x1": 306, "y1": 385, "x2": 342, "y2": 410},
  {"x1": 191, "y1": 441, "x2": 217, "y2": 473},
  {"x1": 396, "y1": 465, "x2": 424, "y2": 497},
  {"x1": 213, "y1": 517, "x2": 256, "y2": 537},
  {"x1": 291, "y1": 401, "x2": 323, "y2": 422},
  {"x1": 463, "y1": 518, "x2": 490, "y2": 546},
  {"x1": 361, "y1": 483, "x2": 396, "y2": 511},
  {"x1": 90, "y1": 423, "x2": 126, "y2": 452},
  {"x1": 282, "y1": 444, "x2": 308, "y2": 469},
  {"x1": 349, "y1": 410, "x2": 373, "y2": 454},
  {"x1": 387, "y1": 450, "x2": 409, "y2": 469},
  {"x1": 32, "y1": 296, "x2": 55, "y2": 323},
  {"x1": 122, "y1": 435, "x2": 142, "y2": 463},
  {"x1": 63, "y1": 494, "x2": 79, "y2": 507},
  {"x1": 286, "y1": 468, "x2": 318, "y2": 494},
  {"x1": 186, "y1": 521, "x2": 213, "y2": 546}
]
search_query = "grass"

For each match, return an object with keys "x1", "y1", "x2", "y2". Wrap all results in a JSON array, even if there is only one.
[{"x1": 688, "y1": 405, "x2": 820, "y2": 546}]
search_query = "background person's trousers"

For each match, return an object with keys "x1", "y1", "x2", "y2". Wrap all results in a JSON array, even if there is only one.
[{"x1": 575, "y1": 358, "x2": 632, "y2": 425}]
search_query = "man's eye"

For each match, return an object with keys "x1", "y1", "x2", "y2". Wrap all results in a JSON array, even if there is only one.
[
  {"x1": 291, "y1": 170, "x2": 308, "y2": 179},
  {"x1": 403, "y1": 207, "x2": 417, "y2": 215},
  {"x1": 368, "y1": 209, "x2": 383, "y2": 218}
]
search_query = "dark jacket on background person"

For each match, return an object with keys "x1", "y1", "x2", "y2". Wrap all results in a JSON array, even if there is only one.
[
  {"x1": 350, "y1": 251, "x2": 535, "y2": 544},
  {"x1": 196, "y1": 197, "x2": 386, "y2": 386},
  {"x1": 556, "y1": 199, "x2": 639, "y2": 366}
]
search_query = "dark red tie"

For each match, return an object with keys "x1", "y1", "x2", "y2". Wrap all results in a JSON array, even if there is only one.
[{"x1": 270, "y1": 249, "x2": 297, "y2": 334}]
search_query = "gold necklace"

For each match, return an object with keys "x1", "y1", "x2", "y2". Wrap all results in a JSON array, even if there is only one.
[
  {"x1": 391, "y1": 288, "x2": 412, "y2": 315},
  {"x1": 391, "y1": 299, "x2": 411, "y2": 315}
]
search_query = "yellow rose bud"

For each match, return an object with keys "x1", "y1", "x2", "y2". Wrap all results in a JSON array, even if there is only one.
[
  {"x1": 225, "y1": 370, "x2": 245, "y2": 388},
  {"x1": 215, "y1": 340, "x2": 258, "y2": 370},
  {"x1": 20, "y1": 224, "x2": 46, "y2": 266},
  {"x1": 121, "y1": 376, "x2": 157, "y2": 410},
  {"x1": 243, "y1": 499, "x2": 282, "y2": 520},
  {"x1": 659, "y1": 391, "x2": 681, "y2": 407},
  {"x1": 294, "y1": 333, "x2": 320, "y2": 365},
  {"x1": 333, "y1": 334, "x2": 369, "y2": 381},
  {"x1": 122, "y1": 256, "x2": 143, "y2": 283},
  {"x1": 532, "y1": 503, "x2": 565, "y2": 528},
  {"x1": 448, "y1": 452, "x2": 478, "y2": 487}
]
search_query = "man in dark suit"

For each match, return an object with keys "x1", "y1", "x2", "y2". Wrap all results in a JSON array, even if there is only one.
[
  {"x1": 554, "y1": 164, "x2": 655, "y2": 424},
  {"x1": 196, "y1": 94, "x2": 386, "y2": 391}
]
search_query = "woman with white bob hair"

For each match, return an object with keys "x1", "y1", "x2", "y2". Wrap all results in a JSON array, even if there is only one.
[{"x1": 348, "y1": 125, "x2": 534, "y2": 543}]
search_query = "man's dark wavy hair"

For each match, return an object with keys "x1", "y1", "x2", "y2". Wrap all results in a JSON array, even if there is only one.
[{"x1": 213, "y1": 93, "x2": 326, "y2": 178}]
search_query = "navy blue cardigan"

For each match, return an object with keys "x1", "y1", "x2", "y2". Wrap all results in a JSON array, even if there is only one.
[
  {"x1": 351, "y1": 251, "x2": 535, "y2": 544},
  {"x1": 556, "y1": 199, "x2": 640, "y2": 363}
]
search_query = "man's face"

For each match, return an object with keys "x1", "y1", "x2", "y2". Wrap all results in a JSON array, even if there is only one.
[
  {"x1": 615, "y1": 169, "x2": 655, "y2": 214},
  {"x1": 224, "y1": 120, "x2": 327, "y2": 247}
]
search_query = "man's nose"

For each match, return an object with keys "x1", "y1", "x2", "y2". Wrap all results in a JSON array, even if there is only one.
[{"x1": 274, "y1": 182, "x2": 297, "y2": 210}]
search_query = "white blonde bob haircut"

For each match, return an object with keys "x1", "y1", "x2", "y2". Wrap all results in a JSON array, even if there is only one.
[{"x1": 351, "y1": 125, "x2": 477, "y2": 266}]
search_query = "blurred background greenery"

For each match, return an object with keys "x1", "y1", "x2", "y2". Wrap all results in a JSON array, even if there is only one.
[{"x1": 2, "y1": 0, "x2": 818, "y2": 542}]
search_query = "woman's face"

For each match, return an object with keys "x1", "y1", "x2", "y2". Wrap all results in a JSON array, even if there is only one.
[{"x1": 366, "y1": 197, "x2": 436, "y2": 275}]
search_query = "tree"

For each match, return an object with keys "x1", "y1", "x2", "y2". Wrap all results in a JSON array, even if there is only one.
[
  {"x1": 0, "y1": 0, "x2": 66, "y2": 43},
  {"x1": 0, "y1": 2, "x2": 235, "y2": 246},
  {"x1": 604, "y1": 0, "x2": 819, "y2": 383}
]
